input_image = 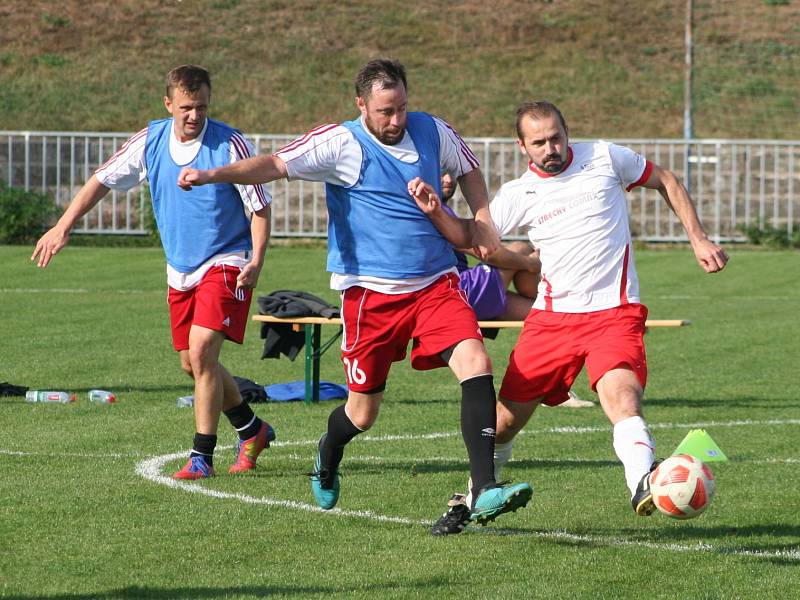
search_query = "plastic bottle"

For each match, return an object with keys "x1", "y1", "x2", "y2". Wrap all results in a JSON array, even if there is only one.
[
  {"x1": 25, "y1": 390, "x2": 75, "y2": 404},
  {"x1": 176, "y1": 395, "x2": 194, "y2": 408},
  {"x1": 88, "y1": 390, "x2": 116, "y2": 404}
]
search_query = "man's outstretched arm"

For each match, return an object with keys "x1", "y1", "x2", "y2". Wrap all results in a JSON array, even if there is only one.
[
  {"x1": 31, "y1": 175, "x2": 110, "y2": 268},
  {"x1": 644, "y1": 164, "x2": 729, "y2": 273},
  {"x1": 178, "y1": 154, "x2": 288, "y2": 189}
]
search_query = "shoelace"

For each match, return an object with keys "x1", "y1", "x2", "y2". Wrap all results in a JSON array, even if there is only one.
[{"x1": 306, "y1": 468, "x2": 343, "y2": 488}]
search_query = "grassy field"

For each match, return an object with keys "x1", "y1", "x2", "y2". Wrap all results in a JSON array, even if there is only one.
[
  {"x1": 1, "y1": 244, "x2": 799, "y2": 599},
  {"x1": 1, "y1": 1, "x2": 798, "y2": 139}
]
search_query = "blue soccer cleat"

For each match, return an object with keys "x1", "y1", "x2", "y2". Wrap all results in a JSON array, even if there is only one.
[
  {"x1": 470, "y1": 482, "x2": 533, "y2": 525},
  {"x1": 309, "y1": 435, "x2": 340, "y2": 510},
  {"x1": 172, "y1": 455, "x2": 215, "y2": 480}
]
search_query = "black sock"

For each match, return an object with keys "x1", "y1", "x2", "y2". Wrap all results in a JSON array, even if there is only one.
[
  {"x1": 460, "y1": 374, "x2": 497, "y2": 495},
  {"x1": 320, "y1": 404, "x2": 362, "y2": 472},
  {"x1": 190, "y1": 432, "x2": 217, "y2": 467},
  {"x1": 223, "y1": 402, "x2": 262, "y2": 440}
]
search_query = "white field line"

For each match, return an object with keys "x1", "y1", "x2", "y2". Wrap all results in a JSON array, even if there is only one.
[
  {"x1": 135, "y1": 450, "x2": 418, "y2": 526},
  {"x1": 3, "y1": 447, "x2": 798, "y2": 466},
  {"x1": 355, "y1": 418, "x2": 800, "y2": 441},
  {"x1": 0, "y1": 288, "x2": 159, "y2": 295},
  {"x1": 2, "y1": 417, "x2": 799, "y2": 459},
  {"x1": 282, "y1": 453, "x2": 800, "y2": 465},
  {"x1": 133, "y1": 451, "x2": 800, "y2": 563},
  {"x1": 479, "y1": 527, "x2": 800, "y2": 562},
  {"x1": 4, "y1": 416, "x2": 799, "y2": 562},
  {"x1": 0, "y1": 448, "x2": 143, "y2": 459}
]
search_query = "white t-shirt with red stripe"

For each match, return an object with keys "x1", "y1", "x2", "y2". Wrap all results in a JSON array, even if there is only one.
[
  {"x1": 276, "y1": 115, "x2": 481, "y2": 293},
  {"x1": 490, "y1": 141, "x2": 653, "y2": 313},
  {"x1": 94, "y1": 120, "x2": 270, "y2": 290}
]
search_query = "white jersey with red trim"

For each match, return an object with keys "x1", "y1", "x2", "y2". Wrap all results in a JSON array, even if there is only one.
[
  {"x1": 276, "y1": 115, "x2": 480, "y2": 294},
  {"x1": 490, "y1": 141, "x2": 652, "y2": 313}
]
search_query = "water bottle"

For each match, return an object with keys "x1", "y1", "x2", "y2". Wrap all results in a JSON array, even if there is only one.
[
  {"x1": 176, "y1": 395, "x2": 194, "y2": 408},
  {"x1": 88, "y1": 390, "x2": 116, "y2": 404},
  {"x1": 25, "y1": 390, "x2": 75, "y2": 404}
]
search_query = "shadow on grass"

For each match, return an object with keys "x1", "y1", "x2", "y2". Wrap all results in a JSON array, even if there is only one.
[
  {"x1": 486, "y1": 524, "x2": 800, "y2": 566},
  {"x1": 296, "y1": 457, "x2": 619, "y2": 478},
  {"x1": 618, "y1": 521, "x2": 800, "y2": 542},
  {"x1": 389, "y1": 396, "x2": 459, "y2": 406},
  {"x1": 606, "y1": 522, "x2": 800, "y2": 566},
  {"x1": 12, "y1": 579, "x2": 450, "y2": 599},
  {"x1": 91, "y1": 384, "x2": 194, "y2": 393}
]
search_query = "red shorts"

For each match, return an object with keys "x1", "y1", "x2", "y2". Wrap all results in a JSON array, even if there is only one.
[
  {"x1": 168, "y1": 265, "x2": 253, "y2": 351},
  {"x1": 499, "y1": 303, "x2": 648, "y2": 406},
  {"x1": 340, "y1": 273, "x2": 483, "y2": 392}
]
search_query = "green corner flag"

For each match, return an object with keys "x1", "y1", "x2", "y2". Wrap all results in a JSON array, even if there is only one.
[{"x1": 672, "y1": 429, "x2": 728, "y2": 462}]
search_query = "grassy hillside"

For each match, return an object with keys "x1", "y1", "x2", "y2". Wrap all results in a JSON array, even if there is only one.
[{"x1": 0, "y1": 0, "x2": 798, "y2": 139}]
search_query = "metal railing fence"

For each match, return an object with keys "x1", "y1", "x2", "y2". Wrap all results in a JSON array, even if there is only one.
[{"x1": 2, "y1": 131, "x2": 798, "y2": 242}]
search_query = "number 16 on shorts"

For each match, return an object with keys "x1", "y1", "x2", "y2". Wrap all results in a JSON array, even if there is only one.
[{"x1": 342, "y1": 357, "x2": 367, "y2": 386}]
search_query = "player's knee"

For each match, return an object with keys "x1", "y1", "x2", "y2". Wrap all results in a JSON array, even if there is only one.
[
  {"x1": 495, "y1": 410, "x2": 518, "y2": 442},
  {"x1": 449, "y1": 341, "x2": 493, "y2": 379},
  {"x1": 476, "y1": 353, "x2": 493, "y2": 375},
  {"x1": 350, "y1": 413, "x2": 376, "y2": 431},
  {"x1": 187, "y1": 344, "x2": 218, "y2": 376},
  {"x1": 345, "y1": 390, "x2": 382, "y2": 430},
  {"x1": 346, "y1": 404, "x2": 379, "y2": 430},
  {"x1": 180, "y1": 362, "x2": 195, "y2": 378},
  {"x1": 496, "y1": 396, "x2": 536, "y2": 442},
  {"x1": 455, "y1": 355, "x2": 493, "y2": 380},
  {"x1": 178, "y1": 352, "x2": 195, "y2": 378}
]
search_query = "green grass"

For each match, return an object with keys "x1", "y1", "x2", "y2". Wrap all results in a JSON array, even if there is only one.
[
  {"x1": 1, "y1": 245, "x2": 799, "y2": 599},
  {"x1": 0, "y1": 0, "x2": 798, "y2": 139}
]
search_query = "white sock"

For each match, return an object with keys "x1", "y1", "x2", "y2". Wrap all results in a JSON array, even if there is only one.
[
  {"x1": 613, "y1": 416, "x2": 655, "y2": 497},
  {"x1": 494, "y1": 440, "x2": 514, "y2": 481},
  {"x1": 465, "y1": 440, "x2": 515, "y2": 506}
]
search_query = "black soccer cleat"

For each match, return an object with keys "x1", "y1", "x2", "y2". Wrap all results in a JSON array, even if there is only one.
[
  {"x1": 430, "y1": 493, "x2": 472, "y2": 536},
  {"x1": 631, "y1": 460, "x2": 660, "y2": 516}
]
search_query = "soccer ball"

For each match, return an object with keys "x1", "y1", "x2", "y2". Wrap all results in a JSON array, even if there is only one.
[{"x1": 650, "y1": 454, "x2": 715, "y2": 519}]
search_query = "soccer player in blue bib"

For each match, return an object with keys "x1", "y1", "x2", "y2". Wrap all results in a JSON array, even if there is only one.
[
  {"x1": 32, "y1": 65, "x2": 275, "y2": 480},
  {"x1": 178, "y1": 58, "x2": 533, "y2": 525}
]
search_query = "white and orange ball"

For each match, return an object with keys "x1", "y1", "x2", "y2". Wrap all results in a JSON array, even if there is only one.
[{"x1": 650, "y1": 454, "x2": 715, "y2": 519}]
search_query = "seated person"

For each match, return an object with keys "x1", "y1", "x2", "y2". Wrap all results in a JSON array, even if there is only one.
[{"x1": 441, "y1": 172, "x2": 539, "y2": 321}]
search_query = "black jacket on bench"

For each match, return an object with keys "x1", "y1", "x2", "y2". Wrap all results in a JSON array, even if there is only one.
[{"x1": 257, "y1": 290, "x2": 340, "y2": 360}]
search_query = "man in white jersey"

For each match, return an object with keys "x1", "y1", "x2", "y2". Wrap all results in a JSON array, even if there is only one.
[
  {"x1": 410, "y1": 100, "x2": 728, "y2": 535},
  {"x1": 177, "y1": 58, "x2": 533, "y2": 525},
  {"x1": 442, "y1": 172, "x2": 595, "y2": 411},
  {"x1": 32, "y1": 65, "x2": 276, "y2": 480}
]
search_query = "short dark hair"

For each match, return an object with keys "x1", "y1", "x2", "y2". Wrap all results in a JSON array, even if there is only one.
[
  {"x1": 166, "y1": 65, "x2": 211, "y2": 98},
  {"x1": 354, "y1": 58, "x2": 407, "y2": 99},
  {"x1": 515, "y1": 101, "x2": 568, "y2": 139}
]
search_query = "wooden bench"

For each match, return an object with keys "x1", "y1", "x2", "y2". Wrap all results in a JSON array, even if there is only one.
[{"x1": 252, "y1": 314, "x2": 690, "y2": 404}]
